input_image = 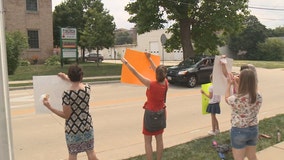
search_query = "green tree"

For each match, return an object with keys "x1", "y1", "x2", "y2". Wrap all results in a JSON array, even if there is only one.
[
  {"x1": 53, "y1": 0, "x2": 85, "y2": 48},
  {"x1": 53, "y1": 0, "x2": 115, "y2": 60},
  {"x1": 228, "y1": 15, "x2": 268, "y2": 60},
  {"x1": 6, "y1": 31, "x2": 28, "y2": 75},
  {"x1": 125, "y1": 0, "x2": 248, "y2": 60},
  {"x1": 115, "y1": 31, "x2": 133, "y2": 45},
  {"x1": 257, "y1": 38, "x2": 284, "y2": 61},
  {"x1": 271, "y1": 26, "x2": 284, "y2": 37},
  {"x1": 80, "y1": 0, "x2": 115, "y2": 65}
]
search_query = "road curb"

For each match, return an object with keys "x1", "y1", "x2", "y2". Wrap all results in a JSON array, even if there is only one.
[{"x1": 9, "y1": 80, "x2": 120, "y2": 91}]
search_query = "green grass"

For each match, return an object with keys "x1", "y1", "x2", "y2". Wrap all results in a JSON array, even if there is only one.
[
  {"x1": 8, "y1": 62, "x2": 122, "y2": 81},
  {"x1": 233, "y1": 60, "x2": 284, "y2": 69},
  {"x1": 9, "y1": 60, "x2": 284, "y2": 82},
  {"x1": 125, "y1": 114, "x2": 284, "y2": 160}
]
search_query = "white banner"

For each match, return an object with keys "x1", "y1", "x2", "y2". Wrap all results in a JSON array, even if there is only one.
[{"x1": 33, "y1": 75, "x2": 71, "y2": 114}]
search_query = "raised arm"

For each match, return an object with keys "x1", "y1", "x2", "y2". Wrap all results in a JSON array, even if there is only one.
[
  {"x1": 225, "y1": 73, "x2": 234, "y2": 104},
  {"x1": 220, "y1": 55, "x2": 228, "y2": 77},
  {"x1": 145, "y1": 52, "x2": 157, "y2": 71},
  {"x1": 58, "y1": 72, "x2": 70, "y2": 81},
  {"x1": 121, "y1": 57, "x2": 151, "y2": 88}
]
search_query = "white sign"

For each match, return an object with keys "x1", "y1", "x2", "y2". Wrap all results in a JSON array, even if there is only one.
[
  {"x1": 62, "y1": 49, "x2": 77, "y2": 58},
  {"x1": 212, "y1": 56, "x2": 233, "y2": 95},
  {"x1": 61, "y1": 28, "x2": 77, "y2": 39},
  {"x1": 33, "y1": 75, "x2": 71, "y2": 114}
]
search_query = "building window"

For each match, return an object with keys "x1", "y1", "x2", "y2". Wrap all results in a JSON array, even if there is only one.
[
  {"x1": 28, "y1": 30, "x2": 39, "y2": 49},
  {"x1": 26, "y1": 0, "x2": 37, "y2": 11}
]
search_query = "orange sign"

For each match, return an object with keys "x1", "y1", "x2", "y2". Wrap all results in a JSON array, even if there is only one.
[{"x1": 121, "y1": 48, "x2": 160, "y2": 85}]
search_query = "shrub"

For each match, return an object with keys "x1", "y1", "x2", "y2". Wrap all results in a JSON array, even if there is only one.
[
  {"x1": 257, "y1": 38, "x2": 284, "y2": 61},
  {"x1": 6, "y1": 31, "x2": 28, "y2": 75},
  {"x1": 44, "y1": 55, "x2": 61, "y2": 65},
  {"x1": 19, "y1": 59, "x2": 30, "y2": 66}
]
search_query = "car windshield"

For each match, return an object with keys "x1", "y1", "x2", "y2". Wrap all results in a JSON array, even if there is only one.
[{"x1": 178, "y1": 58, "x2": 195, "y2": 67}]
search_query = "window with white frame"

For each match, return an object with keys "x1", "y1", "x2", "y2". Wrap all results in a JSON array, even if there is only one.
[
  {"x1": 26, "y1": 0, "x2": 37, "y2": 11},
  {"x1": 28, "y1": 30, "x2": 39, "y2": 49}
]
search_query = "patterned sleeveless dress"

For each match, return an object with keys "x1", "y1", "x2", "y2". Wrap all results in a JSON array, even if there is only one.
[{"x1": 62, "y1": 84, "x2": 94, "y2": 154}]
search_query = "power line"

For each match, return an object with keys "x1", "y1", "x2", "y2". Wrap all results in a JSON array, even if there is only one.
[{"x1": 249, "y1": 6, "x2": 284, "y2": 11}]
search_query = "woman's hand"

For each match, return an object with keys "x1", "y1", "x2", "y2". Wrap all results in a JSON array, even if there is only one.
[
  {"x1": 42, "y1": 98, "x2": 51, "y2": 109},
  {"x1": 121, "y1": 57, "x2": 128, "y2": 64},
  {"x1": 145, "y1": 52, "x2": 151, "y2": 59},
  {"x1": 227, "y1": 73, "x2": 235, "y2": 85},
  {"x1": 58, "y1": 72, "x2": 69, "y2": 81},
  {"x1": 220, "y1": 55, "x2": 227, "y2": 65}
]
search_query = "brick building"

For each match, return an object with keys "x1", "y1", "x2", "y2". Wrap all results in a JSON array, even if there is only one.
[{"x1": 3, "y1": 0, "x2": 53, "y2": 63}]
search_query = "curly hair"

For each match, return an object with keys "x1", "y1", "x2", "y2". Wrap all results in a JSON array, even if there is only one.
[{"x1": 67, "y1": 64, "x2": 83, "y2": 82}]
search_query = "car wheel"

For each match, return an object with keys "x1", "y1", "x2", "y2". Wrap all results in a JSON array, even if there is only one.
[
  {"x1": 187, "y1": 75, "x2": 197, "y2": 88},
  {"x1": 98, "y1": 59, "x2": 102, "y2": 63}
]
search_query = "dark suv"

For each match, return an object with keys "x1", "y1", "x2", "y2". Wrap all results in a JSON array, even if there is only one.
[
  {"x1": 167, "y1": 57, "x2": 215, "y2": 88},
  {"x1": 85, "y1": 53, "x2": 104, "y2": 62}
]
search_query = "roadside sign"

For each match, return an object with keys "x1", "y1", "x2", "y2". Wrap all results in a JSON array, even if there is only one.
[{"x1": 60, "y1": 28, "x2": 78, "y2": 66}]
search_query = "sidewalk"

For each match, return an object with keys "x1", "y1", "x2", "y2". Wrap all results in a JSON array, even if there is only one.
[
  {"x1": 256, "y1": 141, "x2": 284, "y2": 160},
  {"x1": 8, "y1": 75, "x2": 121, "y2": 90}
]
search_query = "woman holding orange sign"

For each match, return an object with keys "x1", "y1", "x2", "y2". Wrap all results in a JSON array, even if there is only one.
[{"x1": 121, "y1": 52, "x2": 168, "y2": 160}]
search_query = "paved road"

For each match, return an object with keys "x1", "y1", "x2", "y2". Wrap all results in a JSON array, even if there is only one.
[{"x1": 10, "y1": 67, "x2": 284, "y2": 160}]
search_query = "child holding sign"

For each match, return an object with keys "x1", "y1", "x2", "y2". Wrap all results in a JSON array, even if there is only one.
[{"x1": 201, "y1": 74, "x2": 221, "y2": 135}]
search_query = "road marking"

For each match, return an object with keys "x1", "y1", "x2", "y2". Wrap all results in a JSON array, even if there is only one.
[
  {"x1": 189, "y1": 129, "x2": 200, "y2": 134},
  {"x1": 10, "y1": 87, "x2": 200, "y2": 116}
]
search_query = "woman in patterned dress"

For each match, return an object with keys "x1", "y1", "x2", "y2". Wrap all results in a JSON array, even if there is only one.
[
  {"x1": 121, "y1": 52, "x2": 168, "y2": 160},
  {"x1": 43, "y1": 65, "x2": 99, "y2": 160},
  {"x1": 225, "y1": 69, "x2": 262, "y2": 160}
]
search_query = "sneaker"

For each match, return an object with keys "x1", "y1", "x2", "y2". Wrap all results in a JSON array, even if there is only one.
[
  {"x1": 215, "y1": 129, "x2": 220, "y2": 134},
  {"x1": 208, "y1": 130, "x2": 216, "y2": 135}
]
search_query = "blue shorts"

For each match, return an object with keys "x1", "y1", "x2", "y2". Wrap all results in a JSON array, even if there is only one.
[{"x1": 230, "y1": 126, "x2": 258, "y2": 149}]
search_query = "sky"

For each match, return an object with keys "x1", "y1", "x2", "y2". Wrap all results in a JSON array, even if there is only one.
[{"x1": 52, "y1": 0, "x2": 284, "y2": 29}]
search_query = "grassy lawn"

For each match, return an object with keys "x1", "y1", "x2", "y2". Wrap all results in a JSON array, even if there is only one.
[
  {"x1": 125, "y1": 114, "x2": 284, "y2": 160},
  {"x1": 8, "y1": 62, "x2": 122, "y2": 81},
  {"x1": 8, "y1": 60, "x2": 284, "y2": 82},
  {"x1": 233, "y1": 60, "x2": 284, "y2": 69}
]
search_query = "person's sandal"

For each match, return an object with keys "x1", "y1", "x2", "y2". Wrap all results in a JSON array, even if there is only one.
[{"x1": 259, "y1": 133, "x2": 271, "y2": 139}]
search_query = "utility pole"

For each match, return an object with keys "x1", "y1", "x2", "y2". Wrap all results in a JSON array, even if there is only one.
[{"x1": 0, "y1": 0, "x2": 14, "y2": 159}]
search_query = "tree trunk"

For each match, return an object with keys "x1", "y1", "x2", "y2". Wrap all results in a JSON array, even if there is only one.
[
  {"x1": 96, "y1": 48, "x2": 99, "y2": 67},
  {"x1": 179, "y1": 19, "x2": 195, "y2": 60}
]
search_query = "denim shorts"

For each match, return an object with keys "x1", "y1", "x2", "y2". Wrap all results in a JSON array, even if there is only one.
[{"x1": 230, "y1": 125, "x2": 258, "y2": 149}]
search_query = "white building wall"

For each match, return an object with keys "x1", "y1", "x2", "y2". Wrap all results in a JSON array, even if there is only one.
[{"x1": 99, "y1": 29, "x2": 230, "y2": 61}]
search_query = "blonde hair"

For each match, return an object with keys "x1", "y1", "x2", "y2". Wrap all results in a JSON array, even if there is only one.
[{"x1": 238, "y1": 69, "x2": 257, "y2": 103}]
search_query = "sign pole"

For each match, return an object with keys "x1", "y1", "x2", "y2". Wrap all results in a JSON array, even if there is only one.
[
  {"x1": 160, "y1": 34, "x2": 167, "y2": 65},
  {"x1": 0, "y1": 0, "x2": 15, "y2": 159}
]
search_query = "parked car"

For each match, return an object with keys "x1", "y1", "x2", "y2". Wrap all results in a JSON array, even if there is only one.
[
  {"x1": 167, "y1": 57, "x2": 215, "y2": 88},
  {"x1": 84, "y1": 53, "x2": 104, "y2": 62}
]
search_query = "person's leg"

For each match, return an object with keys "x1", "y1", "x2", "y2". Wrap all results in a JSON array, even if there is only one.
[
  {"x1": 232, "y1": 148, "x2": 246, "y2": 160},
  {"x1": 86, "y1": 149, "x2": 99, "y2": 160},
  {"x1": 144, "y1": 135, "x2": 153, "y2": 160},
  {"x1": 213, "y1": 114, "x2": 219, "y2": 131},
  {"x1": 245, "y1": 146, "x2": 257, "y2": 160},
  {"x1": 68, "y1": 153, "x2": 77, "y2": 160},
  {"x1": 155, "y1": 134, "x2": 164, "y2": 160},
  {"x1": 211, "y1": 113, "x2": 216, "y2": 132}
]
